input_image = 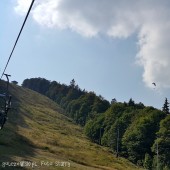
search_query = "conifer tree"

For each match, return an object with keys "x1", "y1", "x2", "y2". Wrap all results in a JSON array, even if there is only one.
[
  {"x1": 70, "y1": 79, "x2": 76, "y2": 88},
  {"x1": 128, "y1": 98, "x2": 135, "y2": 106},
  {"x1": 162, "y1": 97, "x2": 169, "y2": 114}
]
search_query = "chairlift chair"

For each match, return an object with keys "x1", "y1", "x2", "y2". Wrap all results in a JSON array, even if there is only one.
[{"x1": 0, "y1": 74, "x2": 12, "y2": 130}]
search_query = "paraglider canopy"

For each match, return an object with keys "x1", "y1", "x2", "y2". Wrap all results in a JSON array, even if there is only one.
[{"x1": 152, "y1": 82, "x2": 156, "y2": 86}]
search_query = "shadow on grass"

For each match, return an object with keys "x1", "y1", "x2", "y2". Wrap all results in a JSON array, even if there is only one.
[
  {"x1": 0, "y1": 82, "x2": 36, "y2": 169},
  {"x1": 0, "y1": 109, "x2": 36, "y2": 169}
]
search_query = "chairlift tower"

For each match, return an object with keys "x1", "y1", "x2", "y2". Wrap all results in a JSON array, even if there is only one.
[
  {"x1": 156, "y1": 138, "x2": 159, "y2": 170},
  {"x1": 116, "y1": 127, "x2": 119, "y2": 158},
  {"x1": 99, "y1": 127, "x2": 102, "y2": 145}
]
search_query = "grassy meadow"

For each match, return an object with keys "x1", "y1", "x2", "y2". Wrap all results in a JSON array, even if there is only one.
[{"x1": 0, "y1": 83, "x2": 143, "y2": 170}]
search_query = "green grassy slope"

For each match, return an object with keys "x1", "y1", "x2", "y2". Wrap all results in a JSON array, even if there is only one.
[{"x1": 0, "y1": 83, "x2": 143, "y2": 170}]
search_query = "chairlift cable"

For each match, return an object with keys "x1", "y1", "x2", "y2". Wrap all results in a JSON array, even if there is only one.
[
  {"x1": 0, "y1": 0, "x2": 35, "y2": 79},
  {"x1": 0, "y1": 0, "x2": 35, "y2": 129}
]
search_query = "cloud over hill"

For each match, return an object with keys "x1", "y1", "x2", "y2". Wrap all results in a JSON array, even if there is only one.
[{"x1": 15, "y1": 0, "x2": 170, "y2": 89}]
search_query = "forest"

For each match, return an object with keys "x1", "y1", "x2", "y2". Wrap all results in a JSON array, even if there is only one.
[{"x1": 22, "y1": 77, "x2": 170, "y2": 170}]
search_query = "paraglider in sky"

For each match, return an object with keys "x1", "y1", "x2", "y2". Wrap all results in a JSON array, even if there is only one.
[{"x1": 152, "y1": 82, "x2": 156, "y2": 87}]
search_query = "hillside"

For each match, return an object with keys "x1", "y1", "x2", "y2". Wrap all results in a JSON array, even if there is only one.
[
  {"x1": 21, "y1": 78, "x2": 170, "y2": 170},
  {"x1": 0, "y1": 82, "x2": 143, "y2": 170}
]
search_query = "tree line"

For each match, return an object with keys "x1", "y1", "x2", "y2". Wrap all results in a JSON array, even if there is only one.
[{"x1": 22, "y1": 78, "x2": 170, "y2": 170}]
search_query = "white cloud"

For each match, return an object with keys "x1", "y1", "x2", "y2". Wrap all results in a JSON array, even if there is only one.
[
  {"x1": 14, "y1": 0, "x2": 32, "y2": 15},
  {"x1": 14, "y1": 0, "x2": 170, "y2": 89}
]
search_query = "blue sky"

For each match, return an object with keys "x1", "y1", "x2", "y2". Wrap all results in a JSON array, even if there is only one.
[{"x1": 1, "y1": 0, "x2": 170, "y2": 109}]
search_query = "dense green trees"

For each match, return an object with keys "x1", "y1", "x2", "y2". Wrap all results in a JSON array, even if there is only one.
[
  {"x1": 152, "y1": 115, "x2": 170, "y2": 169},
  {"x1": 22, "y1": 77, "x2": 170, "y2": 169},
  {"x1": 22, "y1": 78, "x2": 110, "y2": 126},
  {"x1": 84, "y1": 114, "x2": 105, "y2": 143},
  {"x1": 122, "y1": 107, "x2": 165, "y2": 164},
  {"x1": 85, "y1": 103, "x2": 167, "y2": 168},
  {"x1": 22, "y1": 78, "x2": 50, "y2": 95}
]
